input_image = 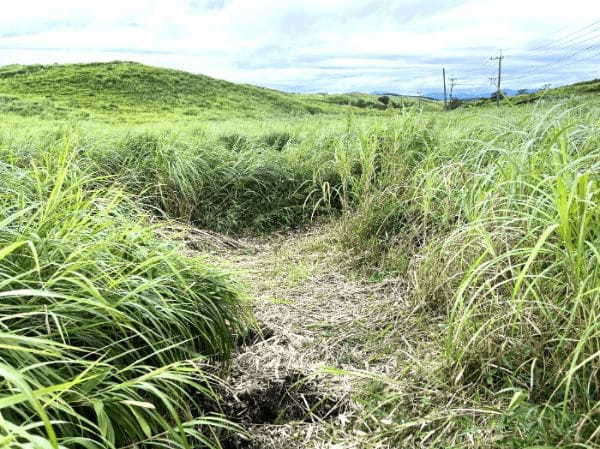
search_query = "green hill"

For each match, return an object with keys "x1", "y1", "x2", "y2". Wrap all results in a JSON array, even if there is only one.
[
  {"x1": 0, "y1": 61, "x2": 423, "y2": 122},
  {"x1": 462, "y1": 78, "x2": 600, "y2": 109}
]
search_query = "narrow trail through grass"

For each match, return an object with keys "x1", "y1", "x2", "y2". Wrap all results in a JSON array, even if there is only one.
[
  {"x1": 188, "y1": 224, "x2": 522, "y2": 449},
  {"x1": 181, "y1": 223, "x2": 437, "y2": 448}
]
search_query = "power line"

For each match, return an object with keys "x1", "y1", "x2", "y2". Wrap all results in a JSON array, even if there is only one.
[
  {"x1": 410, "y1": 18, "x2": 600, "y2": 100},
  {"x1": 497, "y1": 18, "x2": 600, "y2": 85},
  {"x1": 508, "y1": 30, "x2": 600, "y2": 63},
  {"x1": 502, "y1": 19, "x2": 600, "y2": 57},
  {"x1": 524, "y1": 19, "x2": 600, "y2": 54},
  {"x1": 508, "y1": 41, "x2": 600, "y2": 82}
]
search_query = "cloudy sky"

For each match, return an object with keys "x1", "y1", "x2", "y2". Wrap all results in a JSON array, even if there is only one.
[{"x1": 1, "y1": 0, "x2": 600, "y2": 94}]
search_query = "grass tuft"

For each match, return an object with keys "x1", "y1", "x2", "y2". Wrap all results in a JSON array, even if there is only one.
[{"x1": 0, "y1": 142, "x2": 245, "y2": 448}]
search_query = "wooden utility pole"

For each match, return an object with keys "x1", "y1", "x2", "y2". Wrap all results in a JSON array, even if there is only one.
[
  {"x1": 491, "y1": 52, "x2": 504, "y2": 107},
  {"x1": 443, "y1": 68, "x2": 448, "y2": 109},
  {"x1": 449, "y1": 78, "x2": 457, "y2": 101},
  {"x1": 417, "y1": 90, "x2": 422, "y2": 107}
]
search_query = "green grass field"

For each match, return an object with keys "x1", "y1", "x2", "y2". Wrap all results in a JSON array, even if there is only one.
[
  {"x1": 2, "y1": 61, "x2": 600, "y2": 448},
  {"x1": 0, "y1": 61, "x2": 433, "y2": 122}
]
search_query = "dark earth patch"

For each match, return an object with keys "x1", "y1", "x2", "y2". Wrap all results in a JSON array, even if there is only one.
[
  {"x1": 218, "y1": 370, "x2": 346, "y2": 449},
  {"x1": 235, "y1": 325, "x2": 276, "y2": 347}
]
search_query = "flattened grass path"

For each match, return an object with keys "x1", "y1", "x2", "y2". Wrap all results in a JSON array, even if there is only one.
[
  {"x1": 175, "y1": 223, "x2": 491, "y2": 448},
  {"x1": 185, "y1": 223, "x2": 409, "y2": 448}
]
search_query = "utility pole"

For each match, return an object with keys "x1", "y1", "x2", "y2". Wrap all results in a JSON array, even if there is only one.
[
  {"x1": 416, "y1": 90, "x2": 422, "y2": 107},
  {"x1": 449, "y1": 78, "x2": 457, "y2": 101},
  {"x1": 443, "y1": 68, "x2": 448, "y2": 109},
  {"x1": 491, "y1": 52, "x2": 504, "y2": 107}
]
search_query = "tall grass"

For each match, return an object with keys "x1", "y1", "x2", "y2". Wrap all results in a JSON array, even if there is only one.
[
  {"x1": 433, "y1": 113, "x2": 600, "y2": 442},
  {"x1": 0, "y1": 142, "x2": 245, "y2": 448},
  {"x1": 4, "y1": 97, "x2": 600, "y2": 446},
  {"x1": 0, "y1": 119, "x2": 350, "y2": 232},
  {"x1": 333, "y1": 103, "x2": 600, "y2": 445}
]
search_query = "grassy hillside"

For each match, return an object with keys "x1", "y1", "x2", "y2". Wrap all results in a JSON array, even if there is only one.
[
  {"x1": 0, "y1": 62, "x2": 430, "y2": 121},
  {"x1": 514, "y1": 78, "x2": 600, "y2": 106},
  {"x1": 3, "y1": 61, "x2": 600, "y2": 447},
  {"x1": 463, "y1": 78, "x2": 600, "y2": 109}
]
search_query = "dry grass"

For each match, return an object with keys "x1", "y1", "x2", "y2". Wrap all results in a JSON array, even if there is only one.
[{"x1": 177, "y1": 222, "x2": 499, "y2": 448}]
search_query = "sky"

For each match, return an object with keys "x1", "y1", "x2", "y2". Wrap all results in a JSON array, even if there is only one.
[{"x1": 1, "y1": 0, "x2": 600, "y2": 95}]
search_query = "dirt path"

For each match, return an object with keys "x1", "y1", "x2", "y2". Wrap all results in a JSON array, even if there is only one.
[
  {"x1": 162, "y1": 223, "x2": 504, "y2": 448},
  {"x1": 178, "y1": 224, "x2": 416, "y2": 448}
]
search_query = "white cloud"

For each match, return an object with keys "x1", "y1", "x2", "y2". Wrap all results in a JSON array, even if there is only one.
[{"x1": 1, "y1": 0, "x2": 599, "y2": 93}]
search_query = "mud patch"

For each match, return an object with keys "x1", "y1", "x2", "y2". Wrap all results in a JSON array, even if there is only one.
[
  {"x1": 192, "y1": 227, "x2": 403, "y2": 448},
  {"x1": 209, "y1": 318, "x2": 350, "y2": 449}
]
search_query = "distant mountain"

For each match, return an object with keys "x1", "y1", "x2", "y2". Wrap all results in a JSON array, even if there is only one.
[
  {"x1": 374, "y1": 88, "x2": 539, "y2": 101},
  {"x1": 371, "y1": 91, "x2": 438, "y2": 101},
  {"x1": 424, "y1": 88, "x2": 539, "y2": 101},
  {"x1": 371, "y1": 92, "x2": 403, "y2": 97}
]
